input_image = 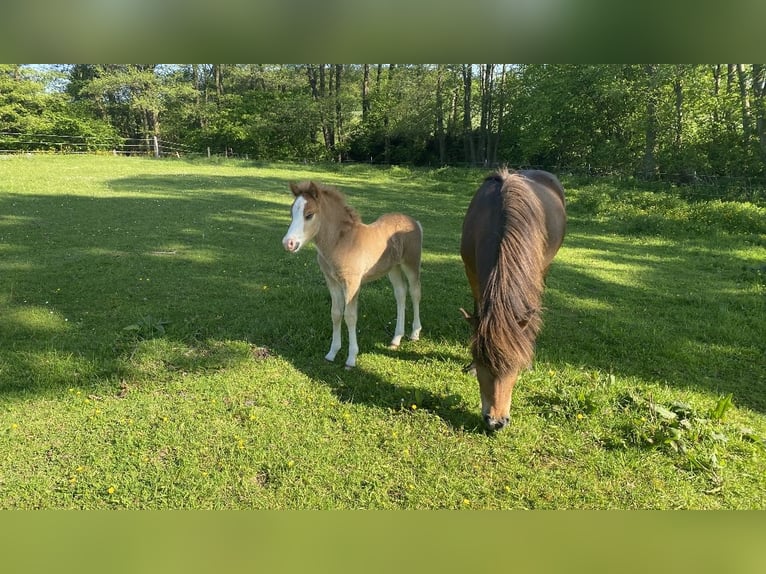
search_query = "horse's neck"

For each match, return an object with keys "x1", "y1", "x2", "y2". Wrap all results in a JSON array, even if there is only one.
[{"x1": 315, "y1": 204, "x2": 358, "y2": 253}]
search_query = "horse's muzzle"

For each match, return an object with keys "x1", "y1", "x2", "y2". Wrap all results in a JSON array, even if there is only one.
[
  {"x1": 484, "y1": 414, "x2": 509, "y2": 432},
  {"x1": 283, "y1": 238, "x2": 301, "y2": 253}
]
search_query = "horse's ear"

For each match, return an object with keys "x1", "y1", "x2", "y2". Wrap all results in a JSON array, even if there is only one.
[
  {"x1": 460, "y1": 308, "x2": 478, "y2": 330},
  {"x1": 306, "y1": 181, "x2": 320, "y2": 199},
  {"x1": 289, "y1": 182, "x2": 300, "y2": 197}
]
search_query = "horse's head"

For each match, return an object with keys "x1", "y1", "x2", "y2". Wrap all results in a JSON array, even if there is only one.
[
  {"x1": 282, "y1": 181, "x2": 321, "y2": 253},
  {"x1": 461, "y1": 308, "x2": 518, "y2": 432},
  {"x1": 474, "y1": 362, "x2": 518, "y2": 432}
]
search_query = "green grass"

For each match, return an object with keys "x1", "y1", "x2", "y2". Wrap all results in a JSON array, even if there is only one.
[{"x1": 0, "y1": 155, "x2": 764, "y2": 508}]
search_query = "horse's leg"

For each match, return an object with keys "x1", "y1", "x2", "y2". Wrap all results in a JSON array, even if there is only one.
[
  {"x1": 324, "y1": 277, "x2": 345, "y2": 363},
  {"x1": 401, "y1": 262, "x2": 422, "y2": 341},
  {"x1": 343, "y1": 289, "x2": 361, "y2": 369},
  {"x1": 387, "y1": 266, "x2": 407, "y2": 349}
]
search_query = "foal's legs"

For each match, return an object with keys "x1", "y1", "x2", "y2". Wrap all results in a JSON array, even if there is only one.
[
  {"x1": 324, "y1": 276, "x2": 345, "y2": 363},
  {"x1": 388, "y1": 266, "x2": 408, "y2": 349},
  {"x1": 401, "y1": 262, "x2": 422, "y2": 341},
  {"x1": 343, "y1": 291, "x2": 360, "y2": 368}
]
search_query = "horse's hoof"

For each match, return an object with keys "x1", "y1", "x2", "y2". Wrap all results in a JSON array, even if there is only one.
[
  {"x1": 344, "y1": 364, "x2": 355, "y2": 370},
  {"x1": 388, "y1": 343, "x2": 400, "y2": 350}
]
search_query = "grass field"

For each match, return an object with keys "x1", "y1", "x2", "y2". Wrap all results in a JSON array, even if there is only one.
[{"x1": 0, "y1": 154, "x2": 764, "y2": 509}]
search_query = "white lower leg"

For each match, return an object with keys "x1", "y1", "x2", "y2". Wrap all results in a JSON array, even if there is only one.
[
  {"x1": 388, "y1": 268, "x2": 407, "y2": 348},
  {"x1": 325, "y1": 288, "x2": 344, "y2": 362},
  {"x1": 345, "y1": 304, "x2": 359, "y2": 368},
  {"x1": 325, "y1": 320, "x2": 342, "y2": 362},
  {"x1": 406, "y1": 272, "x2": 422, "y2": 341}
]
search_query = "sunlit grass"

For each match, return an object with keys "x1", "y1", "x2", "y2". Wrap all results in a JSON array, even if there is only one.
[{"x1": 0, "y1": 155, "x2": 764, "y2": 508}]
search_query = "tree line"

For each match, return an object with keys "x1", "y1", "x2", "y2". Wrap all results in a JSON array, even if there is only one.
[{"x1": 2, "y1": 64, "x2": 765, "y2": 179}]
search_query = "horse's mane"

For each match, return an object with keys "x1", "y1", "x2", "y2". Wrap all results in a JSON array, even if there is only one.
[
  {"x1": 473, "y1": 169, "x2": 548, "y2": 374},
  {"x1": 294, "y1": 181, "x2": 361, "y2": 226}
]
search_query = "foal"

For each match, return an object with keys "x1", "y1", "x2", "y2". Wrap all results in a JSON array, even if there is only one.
[{"x1": 282, "y1": 181, "x2": 422, "y2": 368}]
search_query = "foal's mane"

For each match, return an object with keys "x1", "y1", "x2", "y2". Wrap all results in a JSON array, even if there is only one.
[
  {"x1": 473, "y1": 169, "x2": 548, "y2": 375},
  {"x1": 293, "y1": 180, "x2": 361, "y2": 227}
]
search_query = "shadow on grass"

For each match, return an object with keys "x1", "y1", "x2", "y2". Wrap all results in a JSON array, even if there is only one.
[
  {"x1": 1, "y1": 162, "x2": 764, "y2": 425},
  {"x1": 0, "y1": 166, "x2": 485, "y2": 432}
]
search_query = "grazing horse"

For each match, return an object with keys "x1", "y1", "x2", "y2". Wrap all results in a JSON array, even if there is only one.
[
  {"x1": 460, "y1": 169, "x2": 566, "y2": 431},
  {"x1": 282, "y1": 181, "x2": 423, "y2": 368}
]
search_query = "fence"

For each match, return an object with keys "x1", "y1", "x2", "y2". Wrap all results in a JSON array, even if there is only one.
[{"x1": 0, "y1": 131, "x2": 199, "y2": 158}]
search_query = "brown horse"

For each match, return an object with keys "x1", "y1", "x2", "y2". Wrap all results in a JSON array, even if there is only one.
[
  {"x1": 460, "y1": 169, "x2": 566, "y2": 431},
  {"x1": 282, "y1": 181, "x2": 422, "y2": 368}
]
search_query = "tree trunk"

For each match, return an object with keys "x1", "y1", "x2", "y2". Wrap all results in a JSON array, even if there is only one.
[
  {"x1": 712, "y1": 64, "x2": 721, "y2": 126},
  {"x1": 736, "y1": 64, "x2": 752, "y2": 146},
  {"x1": 362, "y1": 64, "x2": 370, "y2": 122},
  {"x1": 384, "y1": 65, "x2": 396, "y2": 164},
  {"x1": 491, "y1": 64, "x2": 507, "y2": 166},
  {"x1": 642, "y1": 64, "x2": 659, "y2": 179},
  {"x1": 334, "y1": 64, "x2": 342, "y2": 162},
  {"x1": 214, "y1": 64, "x2": 224, "y2": 98},
  {"x1": 306, "y1": 64, "x2": 333, "y2": 154},
  {"x1": 462, "y1": 64, "x2": 476, "y2": 166},
  {"x1": 752, "y1": 64, "x2": 766, "y2": 163},
  {"x1": 435, "y1": 65, "x2": 446, "y2": 165},
  {"x1": 673, "y1": 65, "x2": 684, "y2": 150}
]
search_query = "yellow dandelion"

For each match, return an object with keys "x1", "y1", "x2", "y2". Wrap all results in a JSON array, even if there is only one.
[
  {"x1": 462, "y1": 498, "x2": 471, "y2": 506},
  {"x1": 76, "y1": 465, "x2": 84, "y2": 473},
  {"x1": 287, "y1": 460, "x2": 295, "y2": 468},
  {"x1": 410, "y1": 404, "x2": 417, "y2": 410},
  {"x1": 504, "y1": 485, "x2": 511, "y2": 493},
  {"x1": 548, "y1": 370, "x2": 556, "y2": 377},
  {"x1": 249, "y1": 413, "x2": 256, "y2": 421},
  {"x1": 10, "y1": 423, "x2": 18, "y2": 430},
  {"x1": 107, "y1": 486, "x2": 116, "y2": 495},
  {"x1": 576, "y1": 413, "x2": 584, "y2": 420}
]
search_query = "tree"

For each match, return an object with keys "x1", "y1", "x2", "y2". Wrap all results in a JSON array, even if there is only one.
[
  {"x1": 69, "y1": 65, "x2": 194, "y2": 155},
  {"x1": 1, "y1": 65, "x2": 119, "y2": 152}
]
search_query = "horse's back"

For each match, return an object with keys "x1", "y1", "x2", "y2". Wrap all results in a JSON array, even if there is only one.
[
  {"x1": 461, "y1": 169, "x2": 566, "y2": 295},
  {"x1": 518, "y1": 170, "x2": 566, "y2": 258},
  {"x1": 358, "y1": 212, "x2": 422, "y2": 281},
  {"x1": 460, "y1": 176, "x2": 506, "y2": 300}
]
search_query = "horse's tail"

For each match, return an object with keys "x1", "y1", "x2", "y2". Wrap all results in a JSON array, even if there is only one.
[{"x1": 474, "y1": 172, "x2": 548, "y2": 374}]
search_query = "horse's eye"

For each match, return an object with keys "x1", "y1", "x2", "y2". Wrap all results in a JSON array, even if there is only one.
[{"x1": 305, "y1": 213, "x2": 314, "y2": 220}]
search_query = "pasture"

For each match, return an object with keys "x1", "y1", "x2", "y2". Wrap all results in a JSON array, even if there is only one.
[{"x1": 0, "y1": 155, "x2": 764, "y2": 508}]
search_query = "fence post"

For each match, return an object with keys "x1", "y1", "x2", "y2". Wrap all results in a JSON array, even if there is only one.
[{"x1": 153, "y1": 135, "x2": 160, "y2": 158}]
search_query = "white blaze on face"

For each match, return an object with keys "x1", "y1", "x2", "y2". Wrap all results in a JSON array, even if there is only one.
[{"x1": 282, "y1": 195, "x2": 307, "y2": 253}]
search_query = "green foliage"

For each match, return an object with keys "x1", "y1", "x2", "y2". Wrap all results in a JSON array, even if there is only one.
[{"x1": 7, "y1": 64, "x2": 766, "y2": 177}]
